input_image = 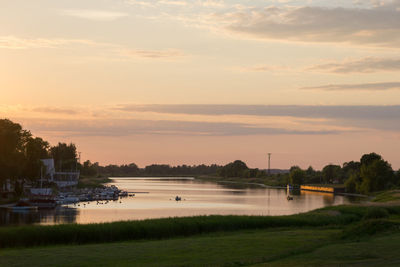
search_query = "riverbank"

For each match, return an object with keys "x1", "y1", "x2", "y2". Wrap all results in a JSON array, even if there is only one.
[
  {"x1": 1, "y1": 202, "x2": 400, "y2": 266},
  {"x1": 196, "y1": 175, "x2": 287, "y2": 187},
  {"x1": 77, "y1": 176, "x2": 112, "y2": 188}
]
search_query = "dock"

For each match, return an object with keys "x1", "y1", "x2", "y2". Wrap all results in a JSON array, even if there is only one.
[{"x1": 300, "y1": 185, "x2": 345, "y2": 194}]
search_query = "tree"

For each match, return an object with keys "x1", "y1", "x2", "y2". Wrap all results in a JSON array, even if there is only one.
[
  {"x1": 23, "y1": 137, "x2": 50, "y2": 182},
  {"x1": 217, "y1": 160, "x2": 249, "y2": 178},
  {"x1": 81, "y1": 160, "x2": 99, "y2": 177},
  {"x1": 50, "y1": 143, "x2": 78, "y2": 171},
  {"x1": 342, "y1": 161, "x2": 361, "y2": 182},
  {"x1": 289, "y1": 168, "x2": 305, "y2": 185},
  {"x1": 322, "y1": 164, "x2": 342, "y2": 183},
  {"x1": 360, "y1": 152, "x2": 382, "y2": 166},
  {"x1": 0, "y1": 119, "x2": 31, "y2": 189},
  {"x1": 344, "y1": 172, "x2": 361, "y2": 193},
  {"x1": 359, "y1": 158, "x2": 394, "y2": 194}
]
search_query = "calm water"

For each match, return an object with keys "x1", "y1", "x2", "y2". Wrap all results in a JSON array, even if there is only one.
[{"x1": 0, "y1": 178, "x2": 358, "y2": 226}]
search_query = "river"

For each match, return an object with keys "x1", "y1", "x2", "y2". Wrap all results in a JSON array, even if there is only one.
[{"x1": 0, "y1": 177, "x2": 359, "y2": 226}]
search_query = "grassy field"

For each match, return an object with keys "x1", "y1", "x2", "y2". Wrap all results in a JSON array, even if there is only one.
[
  {"x1": 1, "y1": 204, "x2": 400, "y2": 266},
  {"x1": 1, "y1": 225, "x2": 400, "y2": 267},
  {"x1": 372, "y1": 190, "x2": 400, "y2": 203},
  {"x1": 0, "y1": 205, "x2": 383, "y2": 248}
]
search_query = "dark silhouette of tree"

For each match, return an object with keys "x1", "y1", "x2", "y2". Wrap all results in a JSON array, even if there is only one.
[
  {"x1": 322, "y1": 164, "x2": 342, "y2": 183},
  {"x1": 0, "y1": 119, "x2": 31, "y2": 189},
  {"x1": 23, "y1": 137, "x2": 50, "y2": 182},
  {"x1": 50, "y1": 143, "x2": 78, "y2": 171},
  {"x1": 359, "y1": 158, "x2": 394, "y2": 194},
  {"x1": 360, "y1": 152, "x2": 382, "y2": 166},
  {"x1": 289, "y1": 168, "x2": 305, "y2": 185},
  {"x1": 217, "y1": 160, "x2": 249, "y2": 178}
]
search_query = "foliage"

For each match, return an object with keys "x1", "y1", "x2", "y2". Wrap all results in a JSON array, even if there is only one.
[
  {"x1": 217, "y1": 160, "x2": 249, "y2": 178},
  {"x1": 289, "y1": 167, "x2": 305, "y2": 185},
  {"x1": 50, "y1": 143, "x2": 78, "y2": 171},
  {"x1": 322, "y1": 164, "x2": 342, "y2": 183},
  {"x1": 0, "y1": 119, "x2": 49, "y2": 194},
  {"x1": 359, "y1": 157, "x2": 394, "y2": 194},
  {"x1": 363, "y1": 207, "x2": 389, "y2": 220}
]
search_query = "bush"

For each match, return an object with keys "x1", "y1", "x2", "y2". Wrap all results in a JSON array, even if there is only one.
[{"x1": 363, "y1": 207, "x2": 389, "y2": 220}]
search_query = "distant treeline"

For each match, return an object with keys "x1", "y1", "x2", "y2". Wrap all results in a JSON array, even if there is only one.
[
  {"x1": 81, "y1": 161, "x2": 221, "y2": 177},
  {"x1": 1, "y1": 119, "x2": 399, "y2": 196}
]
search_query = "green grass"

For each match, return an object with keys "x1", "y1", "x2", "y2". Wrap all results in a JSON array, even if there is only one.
[
  {"x1": 2, "y1": 225, "x2": 400, "y2": 267},
  {"x1": 1, "y1": 205, "x2": 400, "y2": 266},
  {"x1": 260, "y1": 232, "x2": 400, "y2": 266},
  {"x1": 0, "y1": 228, "x2": 339, "y2": 267},
  {"x1": 372, "y1": 190, "x2": 400, "y2": 203},
  {"x1": 0, "y1": 205, "x2": 375, "y2": 248}
]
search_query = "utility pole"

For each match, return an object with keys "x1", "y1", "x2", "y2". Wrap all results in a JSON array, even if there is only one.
[{"x1": 268, "y1": 153, "x2": 271, "y2": 175}]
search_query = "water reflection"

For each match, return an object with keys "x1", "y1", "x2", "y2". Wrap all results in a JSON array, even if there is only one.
[
  {"x1": 0, "y1": 207, "x2": 78, "y2": 226},
  {"x1": 0, "y1": 178, "x2": 359, "y2": 226}
]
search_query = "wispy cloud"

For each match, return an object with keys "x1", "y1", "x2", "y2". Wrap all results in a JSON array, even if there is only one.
[
  {"x1": 115, "y1": 104, "x2": 400, "y2": 119},
  {"x1": 18, "y1": 118, "x2": 338, "y2": 137},
  {"x1": 236, "y1": 64, "x2": 291, "y2": 73},
  {"x1": 158, "y1": 0, "x2": 188, "y2": 6},
  {"x1": 6, "y1": 104, "x2": 400, "y2": 139},
  {"x1": 32, "y1": 107, "x2": 79, "y2": 115},
  {"x1": 308, "y1": 57, "x2": 400, "y2": 73},
  {"x1": 0, "y1": 36, "x2": 94, "y2": 49},
  {"x1": 302, "y1": 82, "x2": 400, "y2": 91},
  {"x1": 122, "y1": 49, "x2": 185, "y2": 59},
  {"x1": 62, "y1": 9, "x2": 128, "y2": 21},
  {"x1": 0, "y1": 35, "x2": 186, "y2": 61},
  {"x1": 206, "y1": 4, "x2": 400, "y2": 47}
]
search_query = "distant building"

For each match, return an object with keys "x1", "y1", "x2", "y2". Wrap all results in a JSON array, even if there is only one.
[{"x1": 41, "y1": 159, "x2": 80, "y2": 188}]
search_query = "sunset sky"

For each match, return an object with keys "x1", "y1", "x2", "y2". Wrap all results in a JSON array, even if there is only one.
[{"x1": 1, "y1": 0, "x2": 400, "y2": 169}]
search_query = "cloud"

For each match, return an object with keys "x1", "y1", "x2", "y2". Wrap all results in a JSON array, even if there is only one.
[
  {"x1": 213, "y1": 5, "x2": 400, "y2": 47},
  {"x1": 199, "y1": 0, "x2": 225, "y2": 8},
  {"x1": 62, "y1": 9, "x2": 128, "y2": 21},
  {"x1": 0, "y1": 36, "x2": 185, "y2": 61},
  {"x1": 115, "y1": 104, "x2": 400, "y2": 119},
  {"x1": 123, "y1": 49, "x2": 185, "y2": 59},
  {"x1": 237, "y1": 64, "x2": 290, "y2": 73},
  {"x1": 158, "y1": 0, "x2": 188, "y2": 6},
  {"x1": 32, "y1": 107, "x2": 79, "y2": 115},
  {"x1": 21, "y1": 118, "x2": 337, "y2": 137},
  {"x1": 0, "y1": 36, "x2": 94, "y2": 49},
  {"x1": 308, "y1": 57, "x2": 400, "y2": 73},
  {"x1": 302, "y1": 82, "x2": 400, "y2": 91},
  {"x1": 115, "y1": 104, "x2": 400, "y2": 131}
]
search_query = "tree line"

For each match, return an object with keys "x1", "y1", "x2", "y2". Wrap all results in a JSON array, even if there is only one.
[
  {"x1": 287, "y1": 152, "x2": 400, "y2": 194},
  {"x1": 80, "y1": 161, "x2": 220, "y2": 177},
  {"x1": 1, "y1": 119, "x2": 399, "y2": 195}
]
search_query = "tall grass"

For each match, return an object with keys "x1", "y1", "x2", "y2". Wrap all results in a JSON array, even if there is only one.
[{"x1": 1, "y1": 205, "x2": 398, "y2": 248}]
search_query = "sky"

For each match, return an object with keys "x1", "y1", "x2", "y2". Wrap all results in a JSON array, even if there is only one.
[{"x1": 1, "y1": 0, "x2": 400, "y2": 170}]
